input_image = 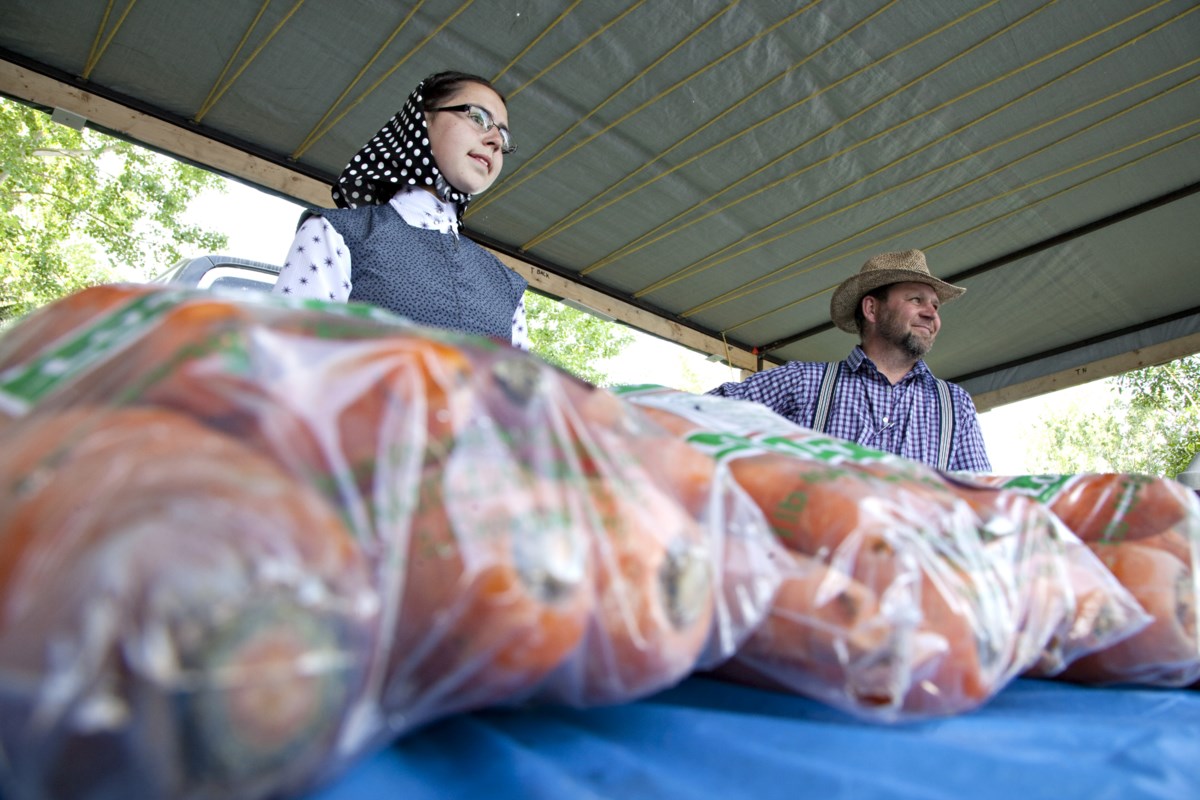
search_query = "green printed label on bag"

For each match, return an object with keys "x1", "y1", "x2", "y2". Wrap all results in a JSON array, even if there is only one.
[
  {"x1": 759, "y1": 435, "x2": 889, "y2": 464},
  {"x1": 0, "y1": 291, "x2": 182, "y2": 407},
  {"x1": 684, "y1": 431, "x2": 761, "y2": 460},
  {"x1": 995, "y1": 474, "x2": 1074, "y2": 504},
  {"x1": 683, "y1": 430, "x2": 893, "y2": 466},
  {"x1": 611, "y1": 384, "x2": 669, "y2": 396},
  {"x1": 630, "y1": 391, "x2": 899, "y2": 466}
]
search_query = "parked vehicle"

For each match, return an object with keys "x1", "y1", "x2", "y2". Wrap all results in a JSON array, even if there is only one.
[{"x1": 151, "y1": 255, "x2": 280, "y2": 293}]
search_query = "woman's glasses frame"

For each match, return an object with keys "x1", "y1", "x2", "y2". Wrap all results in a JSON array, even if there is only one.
[{"x1": 427, "y1": 104, "x2": 515, "y2": 154}]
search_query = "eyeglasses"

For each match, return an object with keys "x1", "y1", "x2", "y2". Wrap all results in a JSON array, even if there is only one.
[{"x1": 427, "y1": 104, "x2": 516, "y2": 154}]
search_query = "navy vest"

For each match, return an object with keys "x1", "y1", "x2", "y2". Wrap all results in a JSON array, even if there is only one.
[{"x1": 307, "y1": 205, "x2": 527, "y2": 341}]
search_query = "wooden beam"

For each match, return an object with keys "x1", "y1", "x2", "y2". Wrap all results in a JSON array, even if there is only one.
[
  {"x1": 972, "y1": 331, "x2": 1200, "y2": 412},
  {"x1": 1, "y1": 60, "x2": 331, "y2": 206},
  {"x1": 1, "y1": 57, "x2": 759, "y2": 373}
]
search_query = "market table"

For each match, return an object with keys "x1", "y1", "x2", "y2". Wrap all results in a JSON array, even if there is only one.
[{"x1": 310, "y1": 676, "x2": 1200, "y2": 799}]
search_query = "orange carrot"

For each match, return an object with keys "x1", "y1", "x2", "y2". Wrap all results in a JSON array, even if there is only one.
[
  {"x1": 384, "y1": 463, "x2": 593, "y2": 722},
  {"x1": 0, "y1": 407, "x2": 373, "y2": 796},
  {"x1": 557, "y1": 476, "x2": 715, "y2": 705},
  {"x1": 1059, "y1": 541, "x2": 1199, "y2": 686}
]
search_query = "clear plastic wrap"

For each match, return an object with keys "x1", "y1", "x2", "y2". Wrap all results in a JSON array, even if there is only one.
[
  {"x1": 0, "y1": 406, "x2": 377, "y2": 799},
  {"x1": 0, "y1": 285, "x2": 782, "y2": 799},
  {"x1": 619, "y1": 387, "x2": 1146, "y2": 722},
  {"x1": 978, "y1": 473, "x2": 1200, "y2": 687}
]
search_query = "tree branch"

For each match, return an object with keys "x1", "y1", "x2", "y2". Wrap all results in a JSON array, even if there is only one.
[
  {"x1": 11, "y1": 188, "x2": 132, "y2": 237},
  {"x1": 1165, "y1": 363, "x2": 1197, "y2": 408},
  {"x1": 31, "y1": 144, "x2": 117, "y2": 160}
]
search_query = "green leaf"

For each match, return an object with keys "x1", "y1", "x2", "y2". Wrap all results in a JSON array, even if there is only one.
[{"x1": 525, "y1": 293, "x2": 634, "y2": 386}]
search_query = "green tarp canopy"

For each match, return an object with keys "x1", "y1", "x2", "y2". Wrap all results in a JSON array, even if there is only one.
[{"x1": 3, "y1": 0, "x2": 1198, "y2": 409}]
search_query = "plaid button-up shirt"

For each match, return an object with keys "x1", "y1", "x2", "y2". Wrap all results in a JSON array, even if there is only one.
[{"x1": 708, "y1": 346, "x2": 992, "y2": 472}]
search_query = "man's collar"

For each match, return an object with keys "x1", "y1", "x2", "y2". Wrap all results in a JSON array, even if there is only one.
[{"x1": 847, "y1": 345, "x2": 931, "y2": 381}]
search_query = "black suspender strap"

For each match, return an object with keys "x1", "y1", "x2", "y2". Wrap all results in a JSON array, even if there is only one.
[
  {"x1": 934, "y1": 378, "x2": 955, "y2": 471},
  {"x1": 813, "y1": 361, "x2": 956, "y2": 469},
  {"x1": 811, "y1": 361, "x2": 840, "y2": 433}
]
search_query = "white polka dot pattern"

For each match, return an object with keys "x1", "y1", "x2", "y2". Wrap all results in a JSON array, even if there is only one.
[{"x1": 331, "y1": 80, "x2": 471, "y2": 214}]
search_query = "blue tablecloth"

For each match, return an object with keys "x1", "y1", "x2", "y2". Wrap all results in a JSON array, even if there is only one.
[{"x1": 310, "y1": 678, "x2": 1200, "y2": 799}]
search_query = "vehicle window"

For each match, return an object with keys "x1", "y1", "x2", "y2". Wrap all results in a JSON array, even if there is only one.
[{"x1": 197, "y1": 266, "x2": 277, "y2": 293}]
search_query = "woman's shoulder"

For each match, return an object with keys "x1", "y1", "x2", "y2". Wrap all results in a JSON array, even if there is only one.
[
  {"x1": 459, "y1": 238, "x2": 528, "y2": 290},
  {"x1": 310, "y1": 204, "x2": 399, "y2": 238}
]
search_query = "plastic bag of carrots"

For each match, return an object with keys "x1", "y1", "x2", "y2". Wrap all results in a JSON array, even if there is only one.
[
  {"x1": 618, "y1": 386, "x2": 1148, "y2": 722},
  {"x1": 974, "y1": 473, "x2": 1200, "y2": 687},
  {"x1": 0, "y1": 284, "x2": 782, "y2": 799}
]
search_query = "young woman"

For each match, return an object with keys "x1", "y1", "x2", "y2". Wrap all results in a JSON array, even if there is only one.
[{"x1": 272, "y1": 71, "x2": 529, "y2": 348}]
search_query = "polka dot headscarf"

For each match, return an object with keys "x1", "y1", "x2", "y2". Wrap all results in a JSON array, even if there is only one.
[{"x1": 331, "y1": 79, "x2": 471, "y2": 214}]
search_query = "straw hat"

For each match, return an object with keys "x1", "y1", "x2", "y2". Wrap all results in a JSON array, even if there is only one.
[{"x1": 829, "y1": 249, "x2": 966, "y2": 333}]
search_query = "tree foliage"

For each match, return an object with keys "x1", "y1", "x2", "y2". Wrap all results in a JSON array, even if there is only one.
[
  {"x1": 1, "y1": 97, "x2": 228, "y2": 325},
  {"x1": 525, "y1": 292, "x2": 634, "y2": 386},
  {"x1": 1115, "y1": 355, "x2": 1200, "y2": 411},
  {"x1": 1030, "y1": 396, "x2": 1175, "y2": 476},
  {"x1": 1113, "y1": 355, "x2": 1200, "y2": 477},
  {"x1": 1029, "y1": 356, "x2": 1200, "y2": 478}
]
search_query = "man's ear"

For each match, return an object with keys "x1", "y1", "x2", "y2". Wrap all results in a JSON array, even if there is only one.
[{"x1": 861, "y1": 295, "x2": 879, "y2": 326}]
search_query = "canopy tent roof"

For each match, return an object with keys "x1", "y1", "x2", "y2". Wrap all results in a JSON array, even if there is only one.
[{"x1": 2, "y1": 0, "x2": 1198, "y2": 409}]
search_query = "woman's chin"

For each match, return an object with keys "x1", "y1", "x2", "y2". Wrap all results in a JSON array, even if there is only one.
[{"x1": 444, "y1": 168, "x2": 497, "y2": 196}]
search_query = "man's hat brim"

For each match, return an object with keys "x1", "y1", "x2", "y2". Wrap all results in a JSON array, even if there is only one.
[{"x1": 829, "y1": 250, "x2": 966, "y2": 333}]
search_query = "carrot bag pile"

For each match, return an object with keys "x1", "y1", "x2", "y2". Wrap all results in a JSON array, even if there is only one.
[
  {"x1": 974, "y1": 473, "x2": 1200, "y2": 687},
  {"x1": 0, "y1": 285, "x2": 782, "y2": 800},
  {"x1": 617, "y1": 386, "x2": 1148, "y2": 723}
]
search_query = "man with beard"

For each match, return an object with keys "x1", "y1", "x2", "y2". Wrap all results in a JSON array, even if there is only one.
[{"x1": 707, "y1": 249, "x2": 991, "y2": 472}]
